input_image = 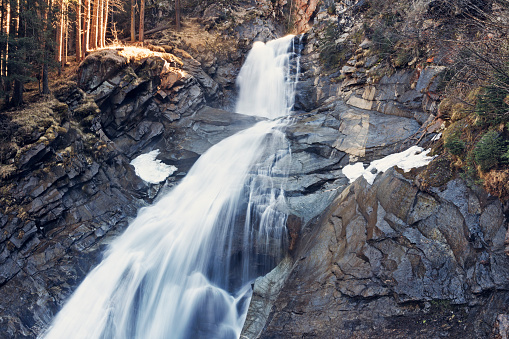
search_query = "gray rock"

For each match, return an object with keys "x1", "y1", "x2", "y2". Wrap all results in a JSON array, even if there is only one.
[
  {"x1": 252, "y1": 168, "x2": 509, "y2": 339},
  {"x1": 415, "y1": 66, "x2": 446, "y2": 93}
]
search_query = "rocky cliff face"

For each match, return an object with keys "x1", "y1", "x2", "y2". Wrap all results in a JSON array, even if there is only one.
[
  {"x1": 243, "y1": 167, "x2": 509, "y2": 338},
  {"x1": 0, "y1": 5, "x2": 292, "y2": 335},
  {"x1": 1, "y1": 1, "x2": 508, "y2": 338},
  {"x1": 240, "y1": 2, "x2": 509, "y2": 338},
  {"x1": 0, "y1": 46, "x2": 261, "y2": 338}
]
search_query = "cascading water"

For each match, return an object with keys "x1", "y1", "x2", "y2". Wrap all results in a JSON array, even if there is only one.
[
  {"x1": 41, "y1": 35, "x2": 300, "y2": 339},
  {"x1": 236, "y1": 35, "x2": 299, "y2": 119}
]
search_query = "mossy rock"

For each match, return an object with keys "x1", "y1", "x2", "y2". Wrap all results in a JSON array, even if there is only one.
[
  {"x1": 73, "y1": 99, "x2": 100, "y2": 120},
  {"x1": 51, "y1": 101, "x2": 70, "y2": 119},
  {"x1": 418, "y1": 154, "x2": 454, "y2": 189}
]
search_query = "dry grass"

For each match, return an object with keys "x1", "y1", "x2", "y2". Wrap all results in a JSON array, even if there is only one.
[
  {"x1": 113, "y1": 46, "x2": 184, "y2": 66},
  {"x1": 482, "y1": 169, "x2": 509, "y2": 201}
]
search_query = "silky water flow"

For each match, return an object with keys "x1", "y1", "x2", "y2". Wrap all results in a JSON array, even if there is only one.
[{"x1": 41, "y1": 35, "x2": 301, "y2": 339}]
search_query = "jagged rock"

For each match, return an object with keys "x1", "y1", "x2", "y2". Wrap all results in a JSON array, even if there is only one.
[
  {"x1": 359, "y1": 38, "x2": 373, "y2": 49},
  {"x1": 246, "y1": 168, "x2": 509, "y2": 338},
  {"x1": 294, "y1": 0, "x2": 320, "y2": 33},
  {"x1": 78, "y1": 49, "x2": 127, "y2": 91},
  {"x1": 415, "y1": 66, "x2": 446, "y2": 93},
  {"x1": 341, "y1": 65, "x2": 356, "y2": 74},
  {"x1": 17, "y1": 143, "x2": 50, "y2": 170}
]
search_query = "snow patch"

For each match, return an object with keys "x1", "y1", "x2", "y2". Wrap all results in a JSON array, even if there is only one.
[
  {"x1": 343, "y1": 146, "x2": 435, "y2": 185},
  {"x1": 130, "y1": 150, "x2": 177, "y2": 184},
  {"x1": 431, "y1": 132, "x2": 442, "y2": 142}
]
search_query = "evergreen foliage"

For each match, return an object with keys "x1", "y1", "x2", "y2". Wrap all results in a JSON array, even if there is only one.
[
  {"x1": 473, "y1": 130, "x2": 506, "y2": 171},
  {"x1": 444, "y1": 133, "x2": 465, "y2": 156},
  {"x1": 475, "y1": 69, "x2": 509, "y2": 125}
]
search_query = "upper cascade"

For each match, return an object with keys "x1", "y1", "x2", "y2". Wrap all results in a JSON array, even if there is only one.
[{"x1": 235, "y1": 35, "x2": 300, "y2": 119}]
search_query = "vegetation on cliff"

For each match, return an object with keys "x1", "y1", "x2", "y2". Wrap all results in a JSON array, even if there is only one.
[{"x1": 316, "y1": 0, "x2": 509, "y2": 200}]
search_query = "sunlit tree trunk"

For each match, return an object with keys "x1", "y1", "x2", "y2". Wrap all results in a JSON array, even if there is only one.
[
  {"x1": 102, "y1": 0, "x2": 108, "y2": 46},
  {"x1": 138, "y1": 0, "x2": 143, "y2": 44},
  {"x1": 0, "y1": 0, "x2": 10, "y2": 78},
  {"x1": 63, "y1": 0, "x2": 68, "y2": 65},
  {"x1": 97, "y1": 0, "x2": 102, "y2": 47},
  {"x1": 90, "y1": 0, "x2": 97, "y2": 49},
  {"x1": 55, "y1": 0, "x2": 64, "y2": 64},
  {"x1": 83, "y1": 0, "x2": 90, "y2": 53},
  {"x1": 130, "y1": 0, "x2": 134, "y2": 42}
]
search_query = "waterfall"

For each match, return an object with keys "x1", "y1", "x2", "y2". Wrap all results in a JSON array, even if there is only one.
[
  {"x1": 236, "y1": 35, "x2": 299, "y2": 119},
  {"x1": 41, "y1": 35, "x2": 299, "y2": 339}
]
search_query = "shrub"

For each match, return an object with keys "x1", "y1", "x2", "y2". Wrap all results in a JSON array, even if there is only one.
[
  {"x1": 444, "y1": 133, "x2": 465, "y2": 156},
  {"x1": 475, "y1": 70, "x2": 509, "y2": 125},
  {"x1": 473, "y1": 130, "x2": 506, "y2": 171},
  {"x1": 327, "y1": 4, "x2": 336, "y2": 15},
  {"x1": 483, "y1": 169, "x2": 509, "y2": 201},
  {"x1": 370, "y1": 27, "x2": 397, "y2": 57}
]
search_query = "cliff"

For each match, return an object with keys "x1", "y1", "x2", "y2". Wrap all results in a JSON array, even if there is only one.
[{"x1": 0, "y1": 0, "x2": 508, "y2": 338}]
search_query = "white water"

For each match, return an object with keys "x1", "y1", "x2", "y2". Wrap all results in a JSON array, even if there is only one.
[
  {"x1": 236, "y1": 35, "x2": 299, "y2": 119},
  {"x1": 42, "y1": 36, "x2": 299, "y2": 339}
]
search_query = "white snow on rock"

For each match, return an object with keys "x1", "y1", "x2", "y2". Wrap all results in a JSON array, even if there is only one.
[
  {"x1": 130, "y1": 150, "x2": 177, "y2": 184},
  {"x1": 343, "y1": 146, "x2": 435, "y2": 185}
]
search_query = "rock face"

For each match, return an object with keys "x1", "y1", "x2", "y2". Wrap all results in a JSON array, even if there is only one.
[
  {"x1": 280, "y1": 101, "x2": 421, "y2": 224},
  {"x1": 293, "y1": 1, "x2": 444, "y2": 134},
  {"x1": 0, "y1": 47, "x2": 262, "y2": 337},
  {"x1": 244, "y1": 168, "x2": 509, "y2": 338},
  {"x1": 294, "y1": 0, "x2": 320, "y2": 33},
  {"x1": 1, "y1": 2, "x2": 509, "y2": 338}
]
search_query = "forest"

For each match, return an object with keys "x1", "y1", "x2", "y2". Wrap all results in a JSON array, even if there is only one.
[{"x1": 0, "y1": 0, "x2": 182, "y2": 106}]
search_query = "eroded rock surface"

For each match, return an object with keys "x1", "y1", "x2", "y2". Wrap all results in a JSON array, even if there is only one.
[{"x1": 243, "y1": 168, "x2": 509, "y2": 339}]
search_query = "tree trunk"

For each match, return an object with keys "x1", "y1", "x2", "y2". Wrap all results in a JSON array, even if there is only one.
[
  {"x1": 97, "y1": 0, "x2": 102, "y2": 47},
  {"x1": 130, "y1": 0, "x2": 135, "y2": 42},
  {"x1": 12, "y1": 79, "x2": 22, "y2": 106},
  {"x1": 63, "y1": 0, "x2": 68, "y2": 66},
  {"x1": 102, "y1": 0, "x2": 108, "y2": 46},
  {"x1": 56, "y1": 0, "x2": 64, "y2": 63},
  {"x1": 42, "y1": 62, "x2": 49, "y2": 94},
  {"x1": 83, "y1": 0, "x2": 90, "y2": 54},
  {"x1": 90, "y1": 0, "x2": 97, "y2": 49},
  {"x1": 75, "y1": 0, "x2": 81, "y2": 61},
  {"x1": 0, "y1": 0, "x2": 4, "y2": 79},
  {"x1": 139, "y1": 0, "x2": 144, "y2": 44},
  {"x1": 0, "y1": 0, "x2": 10, "y2": 78},
  {"x1": 175, "y1": 0, "x2": 180, "y2": 30},
  {"x1": 42, "y1": 0, "x2": 50, "y2": 94},
  {"x1": 94, "y1": 0, "x2": 99, "y2": 48}
]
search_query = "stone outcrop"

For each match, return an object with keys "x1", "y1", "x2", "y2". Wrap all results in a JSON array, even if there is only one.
[
  {"x1": 243, "y1": 168, "x2": 509, "y2": 338},
  {"x1": 2, "y1": 2, "x2": 509, "y2": 338},
  {"x1": 294, "y1": 0, "x2": 320, "y2": 33},
  {"x1": 0, "y1": 47, "x2": 262, "y2": 337},
  {"x1": 293, "y1": 0, "x2": 444, "y2": 137},
  {"x1": 280, "y1": 101, "x2": 421, "y2": 224}
]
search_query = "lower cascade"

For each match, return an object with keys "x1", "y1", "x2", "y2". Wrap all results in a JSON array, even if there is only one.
[{"x1": 41, "y1": 35, "x2": 299, "y2": 339}]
